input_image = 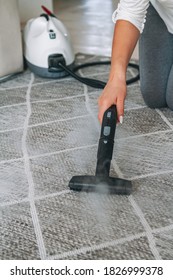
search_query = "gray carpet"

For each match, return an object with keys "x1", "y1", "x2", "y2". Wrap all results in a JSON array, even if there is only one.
[{"x1": 0, "y1": 53, "x2": 173, "y2": 260}]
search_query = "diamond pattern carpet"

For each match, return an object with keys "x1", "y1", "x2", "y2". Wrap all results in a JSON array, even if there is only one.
[{"x1": 0, "y1": 54, "x2": 173, "y2": 260}]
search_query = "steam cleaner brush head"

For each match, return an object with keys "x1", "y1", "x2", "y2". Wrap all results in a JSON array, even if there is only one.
[{"x1": 69, "y1": 175, "x2": 132, "y2": 195}]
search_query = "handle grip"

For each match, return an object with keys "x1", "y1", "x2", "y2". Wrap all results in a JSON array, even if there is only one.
[{"x1": 95, "y1": 105, "x2": 117, "y2": 177}]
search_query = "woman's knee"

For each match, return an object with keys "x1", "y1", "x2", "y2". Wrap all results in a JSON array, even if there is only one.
[{"x1": 140, "y1": 83, "x2": 167, "y2": 108}]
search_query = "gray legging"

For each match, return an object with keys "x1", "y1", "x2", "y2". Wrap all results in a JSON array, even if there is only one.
[{"x1": 139, "y1": 3, "x2": 173, "y2": 109}]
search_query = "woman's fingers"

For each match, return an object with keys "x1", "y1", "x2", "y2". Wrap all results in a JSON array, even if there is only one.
[
  {"x1": 116, "y1": 97, "x2": 125, "y2": 124},
  {"x1": 98, "y1": 82, "x2": 126, "y2": 124}
]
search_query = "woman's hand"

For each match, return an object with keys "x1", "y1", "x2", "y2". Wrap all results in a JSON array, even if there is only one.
[{"x1": 98, "y1": 78, "x2": 127, "y2": 124}]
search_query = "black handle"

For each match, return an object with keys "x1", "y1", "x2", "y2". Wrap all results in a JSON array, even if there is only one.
[{"x1": 95, "y1": 105, "x2": 117, "y2": 177}]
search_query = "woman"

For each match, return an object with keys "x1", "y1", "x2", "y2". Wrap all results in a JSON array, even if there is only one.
[{"x1": 98, "y1": 0, "x2": 173, "y2": 124}]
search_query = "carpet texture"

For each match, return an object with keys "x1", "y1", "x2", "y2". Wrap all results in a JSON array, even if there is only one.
[{"x1": 0, "y1": 53, "x2": 173, "y2": 260}]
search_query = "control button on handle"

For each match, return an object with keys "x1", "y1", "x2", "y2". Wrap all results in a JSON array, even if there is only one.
[{"x1": 103, "y1": 126, "x2": 111, "y2": 136}]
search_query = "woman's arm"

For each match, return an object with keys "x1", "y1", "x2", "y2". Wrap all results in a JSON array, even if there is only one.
[{"x1": 98, "y1": 19, "x2": 140, "y2": 123}]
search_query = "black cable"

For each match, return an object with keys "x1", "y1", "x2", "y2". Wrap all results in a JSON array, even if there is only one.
[
  {"x1": 58, "y1": 63, "x2": 106, "y2": 89},
  {"x1": 0, "y1": 71, "x2": 23, "y2": 84},
  {"x1": 58, "y1": 60, "x2": 140, "y2": 89}
]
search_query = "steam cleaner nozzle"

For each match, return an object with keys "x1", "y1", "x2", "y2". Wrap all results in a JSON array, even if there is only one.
[{"x1": 68, "y1": 105, "x2": 132, "y2": 195}]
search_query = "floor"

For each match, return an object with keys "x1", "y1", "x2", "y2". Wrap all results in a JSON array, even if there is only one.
[
  {"x1": 53, "y1": 0, "x2": 116, "y2": 57},
  {"x1": 53, "y1": 0, "x2": 139, "y2": 59},
  {"x1": 0, "y1": 0, "x2": 173, "y2": 260}
]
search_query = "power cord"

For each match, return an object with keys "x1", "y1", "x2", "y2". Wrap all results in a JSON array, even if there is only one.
[{"x1": 49, "y1": 57, "x2": 140, "y2": 89}]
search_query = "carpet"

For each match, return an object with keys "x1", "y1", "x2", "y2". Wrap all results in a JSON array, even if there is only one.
[{"x1": 0, "y1": 53, "x2": 173, "y2": 260}]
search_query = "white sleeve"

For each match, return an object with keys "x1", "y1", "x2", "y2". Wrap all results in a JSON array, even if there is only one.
[{"x1": 112, "y1": 0, "x2": 150, "y2": 33}]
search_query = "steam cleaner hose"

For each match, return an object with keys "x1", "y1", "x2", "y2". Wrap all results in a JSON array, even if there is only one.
[{"x1": 58, "y1": 60, "x2": 140, "y2": 89}]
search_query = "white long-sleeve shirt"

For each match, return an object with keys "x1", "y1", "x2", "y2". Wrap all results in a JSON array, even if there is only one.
[{"x1": 112, "y1": 0, "x2": 173, "y2": 34}]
